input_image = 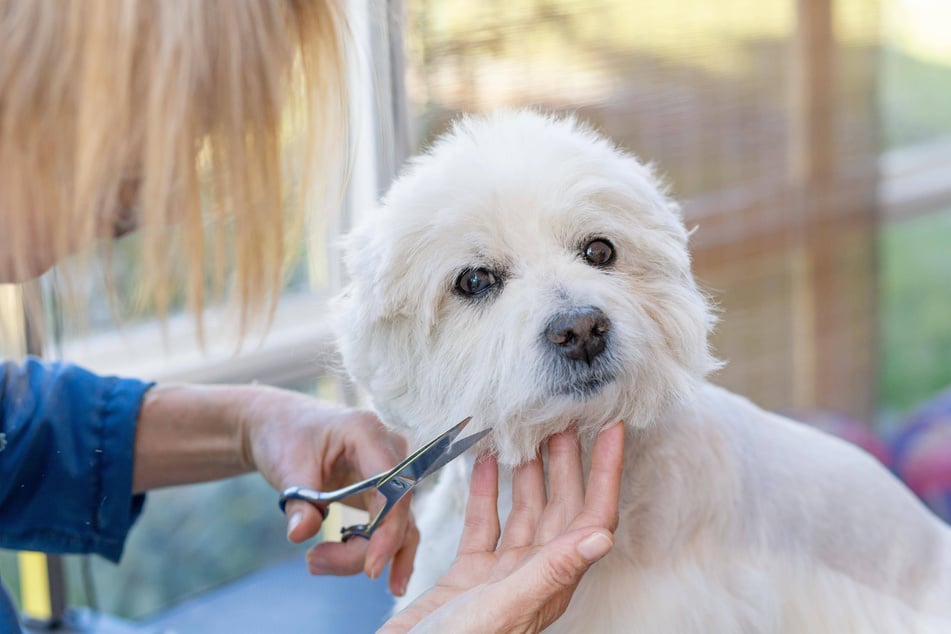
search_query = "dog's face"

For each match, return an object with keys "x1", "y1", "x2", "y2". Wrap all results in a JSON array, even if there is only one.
[{"x1": 335, "y1": 111, "x2": 718, "y2": 464}]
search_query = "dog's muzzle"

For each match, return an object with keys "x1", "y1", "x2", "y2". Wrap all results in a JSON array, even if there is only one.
[{"x1": 542, "y1": 306, "x2": 617, "y2": 398}]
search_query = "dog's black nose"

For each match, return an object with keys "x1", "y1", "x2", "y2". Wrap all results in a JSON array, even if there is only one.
[{"x1": 545, "y1": 307, "x2": 611, "y2": 365}]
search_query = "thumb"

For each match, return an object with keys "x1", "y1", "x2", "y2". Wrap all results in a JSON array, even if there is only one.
[
  {"x1": 491, "y1": 528, "x2": 614, "y2": 609},
  {"x1": 284, "y1": 499, "x2": 326, "y2": 543}
]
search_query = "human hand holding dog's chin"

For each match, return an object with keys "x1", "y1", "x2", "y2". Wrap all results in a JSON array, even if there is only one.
[
  {"x1": 238, "y1": 386, "x2": 419, "y2": 597},
  {"x1": 379, "y1": 422, "x2": 625, "y2": 634}
]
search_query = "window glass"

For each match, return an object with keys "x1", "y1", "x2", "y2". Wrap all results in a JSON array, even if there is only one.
[
  {"x1": 877, "y1": 0, "x2": 951, "y2": 422},
  {"x1": 879, "y1": 209, "x2": 951, "y2": 418},
  {"x1": 403, "y1": 0, "x2": 882, "y2": 420},
  {"x1": 880, "y1": 0, "x2": 951, "y2": 148}
]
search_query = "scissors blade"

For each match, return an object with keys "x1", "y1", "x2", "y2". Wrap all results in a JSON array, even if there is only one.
[
  {"x1": 415, "y1": 426, "x2": 492, "y2": 481},
  {"x1": 384, "y1": 417, "x2": 490, "y2": 485},
  {"x1": 339, "y1": 417, "x2": 489, "y2": 542},
  {"x1": 379, "y1": 416, "x2": 469, "y2": 483}
]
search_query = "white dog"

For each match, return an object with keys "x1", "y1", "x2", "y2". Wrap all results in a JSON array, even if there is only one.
[{"x1": 334, "y1": 110, "x2": 951, "y2": 632}]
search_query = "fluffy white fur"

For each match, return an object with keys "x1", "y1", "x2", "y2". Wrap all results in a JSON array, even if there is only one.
[{"x1": 334, "y1": 110, "x2": 951, "y2": 632}]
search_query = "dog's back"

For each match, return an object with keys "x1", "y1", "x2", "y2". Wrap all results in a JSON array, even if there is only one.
[{"x1": 588, "y1": 383, "x2": 951, "y2": 633}]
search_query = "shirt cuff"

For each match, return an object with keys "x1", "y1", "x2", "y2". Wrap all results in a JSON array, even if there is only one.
[{"x1": 92, "y1": 376, "x2": 152, "y2": 562}]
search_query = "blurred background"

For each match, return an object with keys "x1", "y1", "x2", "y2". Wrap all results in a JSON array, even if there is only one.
[{"x1": 1, "y1": 0, "x2": 950, "y2": 628}]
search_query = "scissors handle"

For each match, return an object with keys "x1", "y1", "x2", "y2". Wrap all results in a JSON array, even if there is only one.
[
  {"x1": 279, "y1": 474, "x2": 414, "y2": 541},
  {"x1": 279, "y1": 486, "x2": 328, "y2": 518},
  {"x1": 278, "y1": 417, "x2": 489, "y2": 541},
  {"x1": 341, "y1": 474, "x2": 415, "y2": 540},
  {"x1": 279, "y1": 474, "x2": 380, "y2": 516}
]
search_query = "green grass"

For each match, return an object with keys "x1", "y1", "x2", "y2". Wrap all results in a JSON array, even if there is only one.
[{"x1": 879, "y1": 208, "x2": 951, "y2": 415}]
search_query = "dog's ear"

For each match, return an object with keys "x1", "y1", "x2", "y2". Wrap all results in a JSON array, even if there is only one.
[
  {"x1": 338, "y1": 212, "x2": 406, "y2": 322},
  {"x1": 337, "y1": 207, "x2": 443, "y2": 326},
  {"x1": 333, "y1": 209, "x2": 439, "y2": 409}
]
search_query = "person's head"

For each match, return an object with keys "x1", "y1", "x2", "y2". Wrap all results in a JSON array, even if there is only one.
[{"x1": 0, "y1": 0, "x2": 348, "y2": 329}]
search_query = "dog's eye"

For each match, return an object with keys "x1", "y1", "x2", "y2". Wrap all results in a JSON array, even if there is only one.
[
  {"x1": 455, "y1": 268, "x2": 498, "y2": 296},
  {"x1": 583, "y1": 239, "x2": 615, "y2": 268}
]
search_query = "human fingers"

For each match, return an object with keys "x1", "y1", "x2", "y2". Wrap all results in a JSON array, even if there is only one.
[
  {"x1": 547, "y1": 430, "x2": 585, "y2": 509},
  {"x1": 482, "y1": 527, "x2": 616, "y2": 633},
  {"x1": 535, "y1": 431, "x2": 584, "y2": 543},
  {"x1": 284, "y1": 499, "x2": 326, "y2": 544},
  {"x1": 338, "y1": 415, "x2": 417, "y2": 581},
  {"x1": 458, "y1": 455, "x2": 501, "y2": 555},
  {"x1": 302, "y1": 501, "x2": 417, "y2": 595},
  {"x1": 499, "y1": 450, "x2": 546, "y2": 549},
  {"x1": 573, "y1": 421, "x2": 625, "y2": 532},
  {"x1": 362, "y1": 494, "x2": 417, "y2": 582},
  {"x1": 341, "y1": 413, "x2": 406, "y2": 497},
  {"x1": 306, "y1": 535, "x2": 370, "y2": 576},
  {"x1": 388, "y1": 521, "x2": 420, "y2": 597}
]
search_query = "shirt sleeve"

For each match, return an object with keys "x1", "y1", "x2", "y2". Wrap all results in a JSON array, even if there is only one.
[{"x1": 0, "y1": 357, "x2": 153, "y2": 562}]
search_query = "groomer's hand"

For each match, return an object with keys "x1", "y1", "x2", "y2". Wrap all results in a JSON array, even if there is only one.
[
  {"x1": 238, "y1": 386, "x2": 418, "y2": 597},
  {"x1": 380, "y1": 422, "x2": 625, "y2": 634}
]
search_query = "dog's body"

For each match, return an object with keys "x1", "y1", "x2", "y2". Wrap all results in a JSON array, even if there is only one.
[
  {"x1": 408, "y1": 386, "x2": 951, "y2": 632},
  {"x1": 335, "y1": 110, "x2": 951, "y2": 632}
]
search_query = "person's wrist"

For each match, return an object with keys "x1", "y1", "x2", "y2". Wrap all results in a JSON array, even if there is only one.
[
  {"x1": 229, "y1": 383, "x2": 275, "y2": 473},
  {"x1": 187, "y1": 382, "x2": 261, "y2": 477}
]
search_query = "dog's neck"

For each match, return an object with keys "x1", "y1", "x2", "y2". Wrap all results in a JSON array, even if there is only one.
[{"x1": 600, "y1": 385, "x2": 740, "y2": 566}]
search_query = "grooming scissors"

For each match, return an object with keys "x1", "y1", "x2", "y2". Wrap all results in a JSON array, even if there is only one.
[{"x1": 279, "y1": 416, "x2": 490, "y2": 541}]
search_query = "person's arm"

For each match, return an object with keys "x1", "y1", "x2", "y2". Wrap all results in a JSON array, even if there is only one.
[
  {"x1": 0, "y1": 357, "x2": 151, "y2": 561},
  {"x1": 131, "y1": 383, "x2": 256, "y2": 491},
  {"x1": 0, "y1": 359, "x2": 418, "y2": 594},
  {"x1": 134, "y1": 382, "x2": 420, "y2": 595}
]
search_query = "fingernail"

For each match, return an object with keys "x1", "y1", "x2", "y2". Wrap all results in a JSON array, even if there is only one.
[
  {"x1": 396, "y1": 579, "x2": 408, "y2": 597},
  {"x1": 367, "y1": 558, "x2": 383, "y2": 580},
  {"x1": 599, "y1": 420, "x2": 623, "y2": 434},
  {"x1": 309, "y1": 557, "x2": 329, "y2": 575},
  {"x1": 577, "y1": 531, "x2": 613, "y2": 562},
  {"x1": 287, "y1": 512, "x2": 302, "y2": 540}
]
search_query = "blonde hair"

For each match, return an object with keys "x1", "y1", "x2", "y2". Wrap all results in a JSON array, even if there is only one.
[{"x1": 0, "y1": 0, "x2": 348, "y2": 337}]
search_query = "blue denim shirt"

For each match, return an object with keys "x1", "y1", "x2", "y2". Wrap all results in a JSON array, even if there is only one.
[{"x1": 0, "y1": 357, "x2": 152, "y2": 633}]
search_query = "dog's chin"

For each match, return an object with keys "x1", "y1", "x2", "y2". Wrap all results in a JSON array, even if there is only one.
[
  {"x1": 551, "y1": 373, "x2": 615, "y2": 399},
  {"x1": 547, "y1": 357, "x2": 619, "y2": 400},
  {"x1": 478, "y1": 381, "x2": 626, "y2": 466}
]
